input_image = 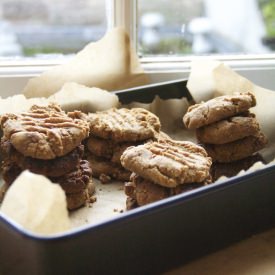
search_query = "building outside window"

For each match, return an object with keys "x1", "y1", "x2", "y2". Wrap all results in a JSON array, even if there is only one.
[
  {"x1": 0, "y1": 0, "x2": 106, "y2": 58},
  {"x1": 0, "y1": 0, "x2": 274, "y2": 59},
  {"x1": 138, "y1": 0, "x2": 275, "y2": 56}
]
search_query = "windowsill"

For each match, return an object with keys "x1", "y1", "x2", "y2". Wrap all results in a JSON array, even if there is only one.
[
  {"x1": 142, "y1": 54, "x2": 275, "y2": 72},
  {"x1": 0, "y1": 53, "x2": 275, "y2": 76},
  {"x1": 0, "y1": 54, "x2": 275, "y2": 97}
]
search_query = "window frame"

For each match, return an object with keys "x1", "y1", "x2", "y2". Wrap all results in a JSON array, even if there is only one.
[{"x1": 0, "y1": 0, "x2": 275, "y2": 77}]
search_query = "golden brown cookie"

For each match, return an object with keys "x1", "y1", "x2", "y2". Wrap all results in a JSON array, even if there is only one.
[
  {"x1": 1, "y1": 104, "x2": 90, "y2": 159},
  {"x1": 88, "y1": 108, "x2": 161, "y2": 142},
  {"x1": 204, "y1": 133, "x2": 268, "y2": 163},
  {"x1": 87, "y1": 153, "x2": 131, "y2": 181},
  {"x1": 196, "y1": 114, "x2": 260, "y2": 144},
  {"x1": 183, "y1": 92, "x2": 256, "y2": 129},
  {"x1": 121, "y1": 139, "x2": 212, "y2": 188}
]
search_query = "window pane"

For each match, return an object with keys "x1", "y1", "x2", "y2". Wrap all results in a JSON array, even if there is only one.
[
  {"x1": 138, "y1": 0, "x2": 275, "y2": 56},
  {"x1": 0, "y1": 0, "x2": 106, "y2": 58}
]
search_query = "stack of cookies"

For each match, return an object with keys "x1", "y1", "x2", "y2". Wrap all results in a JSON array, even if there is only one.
[
  {"x1": 183, "y1": 92, "x2": 268, "y2": 180},
  {"x1": 0, "y1": 104, "x2": 93, "y2": 210},
  {"x1": 121, "y1": 139, "x2": 212, "y2": 209},
  {"x1": 86, "y1": 108, "x2": 161, "y2": 182}
]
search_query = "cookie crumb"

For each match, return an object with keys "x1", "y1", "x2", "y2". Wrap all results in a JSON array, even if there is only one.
[
  {"x1": 89, "y1": 196, "x2": 97, "y2": 203},
  {"x1": 99, "y1": 174, "x2": 111, "y2": 184},
  {"x1": 86, "y1": 196, "x2": 97, "y2": 207}
]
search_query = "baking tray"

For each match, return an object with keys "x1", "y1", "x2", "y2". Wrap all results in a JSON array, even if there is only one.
[{"x1": 0, "y1": 79, "x2": 275, "y2": 275}]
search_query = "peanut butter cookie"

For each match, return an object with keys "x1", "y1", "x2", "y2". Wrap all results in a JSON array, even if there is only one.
[
  {"x1": 88, "y1": 108, "x2": 161, "y2": 142},
  {"x1": 196, "y1": 114, "x2": 260, "y2": 144},
  {"x1": 125, "y1": 173, "x2": 210, "y2": 208},
  {"x1": 121, "y1": 139, "x2": 212, "y2": 188},
  {"x1": 183, "y1": 92, "x2": 256, "y2": 129},
  {"x1": 1, "y1": 104, "x2": 90, "y2": 159},
  {"x1": 1, "y1": 139, "x2": 84, "y2": 177},
  {"x1": 210, "y1": 154, "x2": 265, "y2": 181},
  {"x1": 204, "y1": 133, "x2": 268, "y2": 163}
]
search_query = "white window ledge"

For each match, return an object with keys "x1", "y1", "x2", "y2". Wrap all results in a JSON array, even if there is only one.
[
  {"x1": 0, "y1": 54, "x2": 275, "y2": 97},
  {"x1": 0, "y1": 54, "x2": 275, "y2": 75}
]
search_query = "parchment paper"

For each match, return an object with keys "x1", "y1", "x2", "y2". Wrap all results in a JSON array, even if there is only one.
[
  {"x1": 69, "y1": 180, "x2": 125, "y2": 228},
  {"x1": 22, "y1": 27, "x2": 149, "y2": 98}
]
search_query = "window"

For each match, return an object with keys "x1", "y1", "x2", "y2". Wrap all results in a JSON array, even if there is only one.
[
  {"x1": 0, "y1": 0, "x2": 106, "y2": 58},
  {"x1": 0, "y1": 0, "x2": 274, "y2": 94},
  {"x1": 0, "y1": 0, "x2": 274, "y2": 73},
  {"x1": 138, "y1": 0, "x2": 275, "y2": 57}
]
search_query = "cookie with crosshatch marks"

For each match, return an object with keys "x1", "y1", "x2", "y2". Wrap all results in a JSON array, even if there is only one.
[
  {"x1": 88, "y1": 108, "x2": 161, "y2": 142},
  {"x1": 183, "y1": 92, "x2": 256, "y2": 129},
  {"x1": 0, "y1": 104, "x2": 90, "y2": 160},
  {"x1": 121, "y1": 139, "x2": 212, "y2": 188}
]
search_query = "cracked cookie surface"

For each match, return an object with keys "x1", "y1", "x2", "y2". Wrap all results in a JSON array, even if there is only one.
[
  {"x1": 1, "y1": 104, "x2": 90, "y2": 159},
  {"x1": 196, "y1": 114, "x2": 260, "y2": 144},
  {"x1": 121, "y1": 139, "x2": 212, "y2": 188},
  {"x1": 183, "y1": 92, "x2": 256, "y2": 129}
]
